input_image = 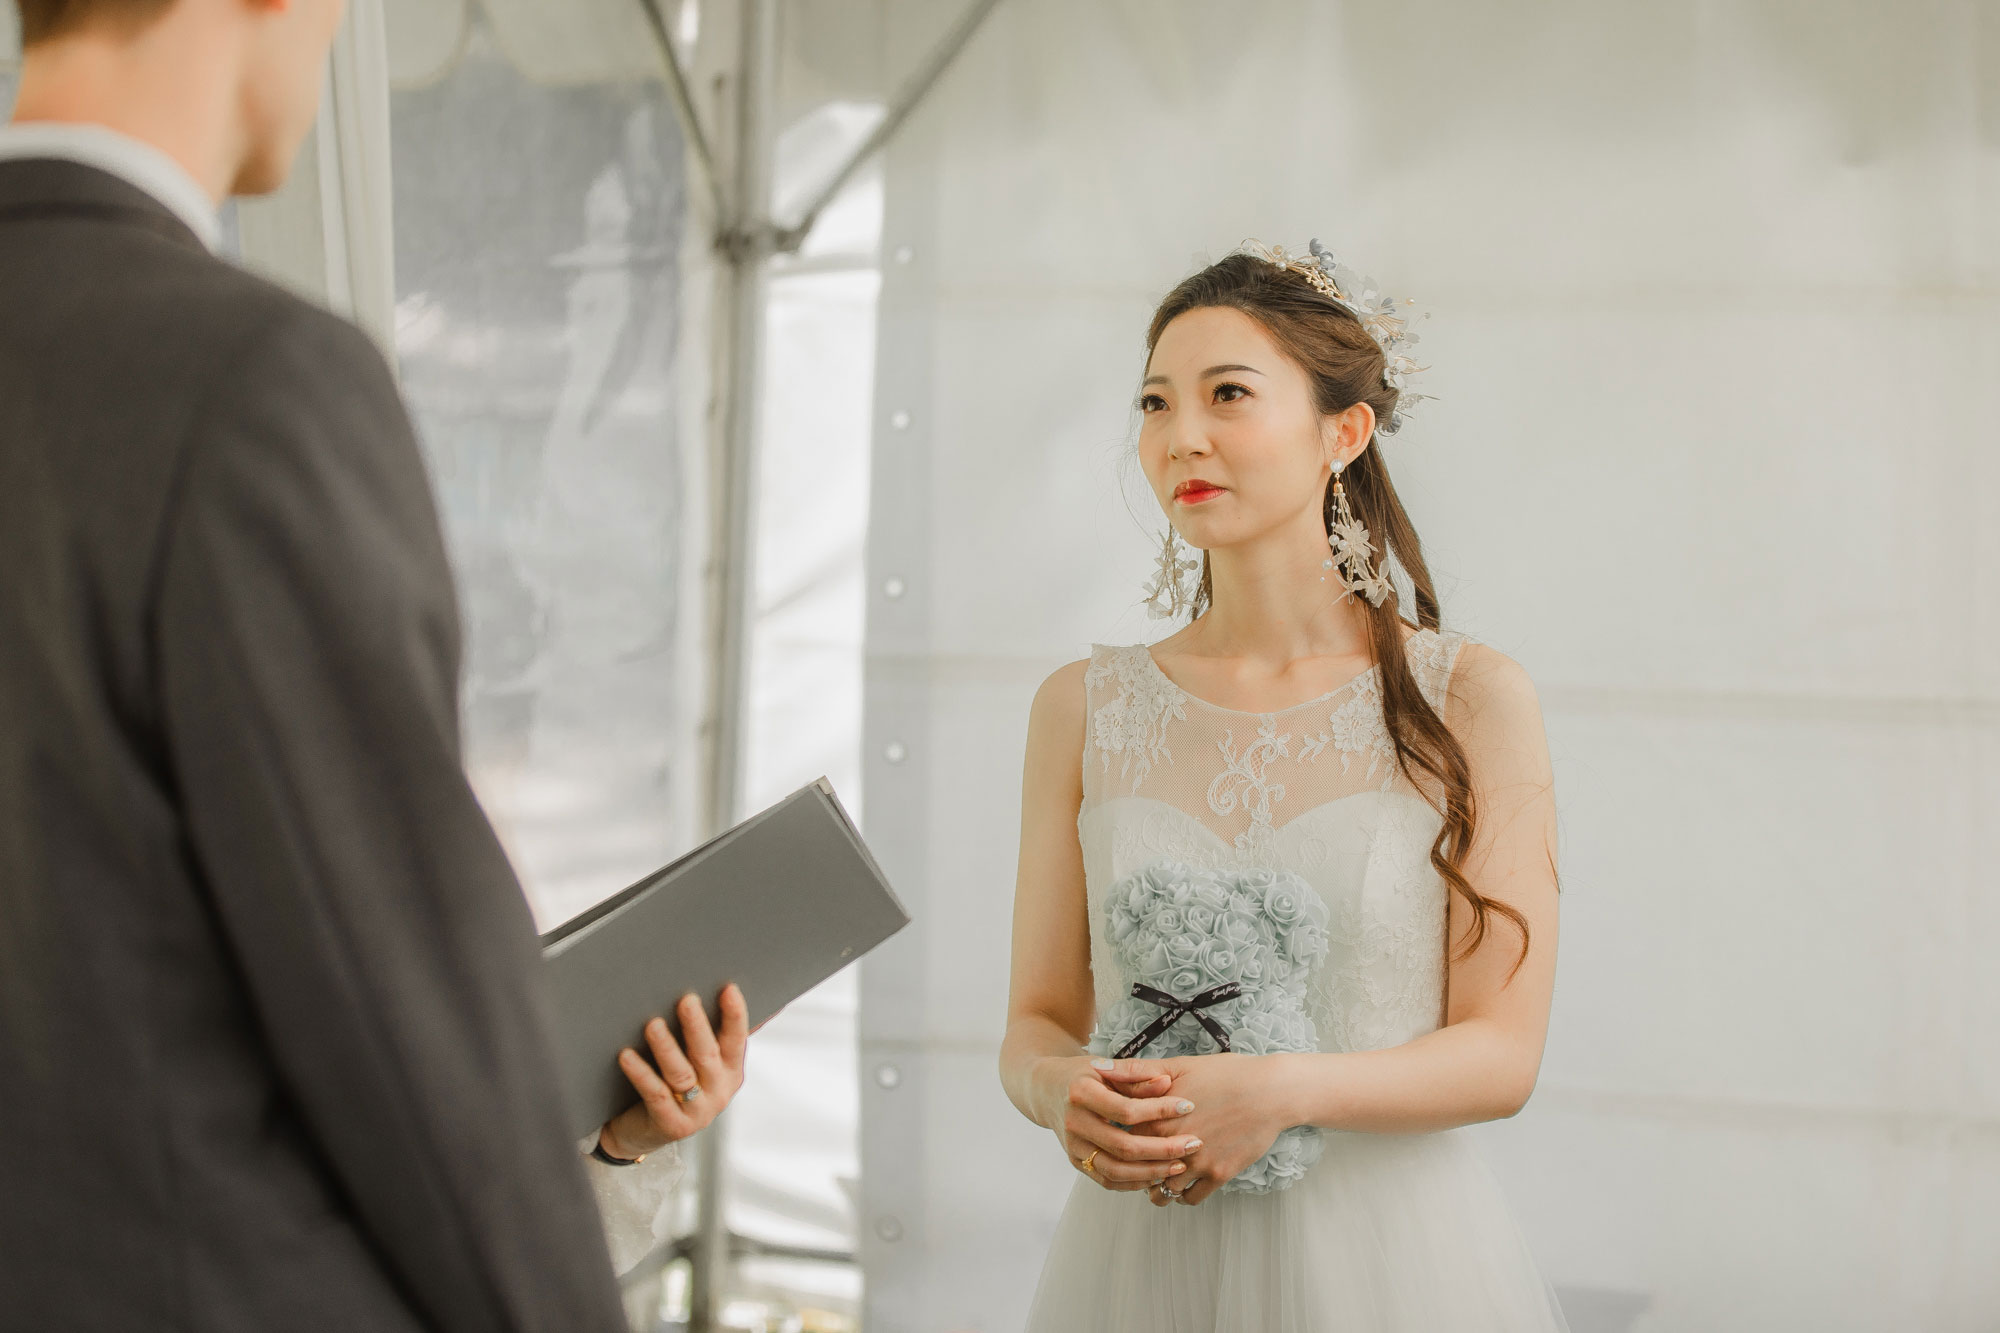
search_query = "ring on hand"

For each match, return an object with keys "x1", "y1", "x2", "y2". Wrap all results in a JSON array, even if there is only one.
[
  {"x1": 675, "y1": 1083, "x2": 704, "y2": 1104},
  {"x1": 1078, "y1": 1148, "x2": 1101, "y2": 1175}
]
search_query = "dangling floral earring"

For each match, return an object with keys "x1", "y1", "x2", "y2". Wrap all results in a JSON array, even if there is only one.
[
  {"x1": 1324, "y1": 460, "x2": 1394, "y2": 607},
  {"x1": 1141, "y1": 523, "x2": 1202, "y2": 619}
]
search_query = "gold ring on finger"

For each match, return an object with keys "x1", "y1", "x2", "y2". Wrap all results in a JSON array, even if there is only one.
[{"x1": 1079, "y1": 1148, "x2": 1101, "y2": 1175}]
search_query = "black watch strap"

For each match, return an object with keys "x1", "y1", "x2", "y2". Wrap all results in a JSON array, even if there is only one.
[{"x1": 589, "y1": 1136, "x2": 646, "y2": 1167}]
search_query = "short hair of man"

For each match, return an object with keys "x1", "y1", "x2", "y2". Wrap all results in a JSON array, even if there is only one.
[{"x1": 15, "y1": 0, "x2": 178, "y2": 46}]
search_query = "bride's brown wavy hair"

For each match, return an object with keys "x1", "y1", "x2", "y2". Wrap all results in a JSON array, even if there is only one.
[{"x1": 1143, "y1": 253, "x2": 1545, "y2": 984}]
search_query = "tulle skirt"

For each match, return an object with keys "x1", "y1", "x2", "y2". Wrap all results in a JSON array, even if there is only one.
[{"x1": 1023, "y1": 1126, "x2": 1570, "y2": 1333}]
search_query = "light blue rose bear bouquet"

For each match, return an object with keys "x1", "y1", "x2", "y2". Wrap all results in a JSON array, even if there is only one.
[{"x1": 1086, "y1": 860, "x2": 1331, "y2": 1193}]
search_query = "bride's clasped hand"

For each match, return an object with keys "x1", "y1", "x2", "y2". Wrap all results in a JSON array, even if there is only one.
[
  {"x1": 1112, "y1": 1053, "x2": 1300, "y2": 1207},
  {"x1": 1039, "y1": 1053, "x2": 1295, "y2": 1206},
  {"x1": 1030, "y1": 1055, "x2": 1196, "y2": 1190}
]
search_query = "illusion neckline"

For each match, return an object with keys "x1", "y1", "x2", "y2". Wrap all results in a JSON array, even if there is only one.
[{"x1": 1136, "y1": 625, "x2": 1439, "y2": 718}]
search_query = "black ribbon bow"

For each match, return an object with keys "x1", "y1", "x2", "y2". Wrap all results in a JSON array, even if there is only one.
[{"x1": 1113, "y1": 981, "x2": 1243, "y2": 1059}]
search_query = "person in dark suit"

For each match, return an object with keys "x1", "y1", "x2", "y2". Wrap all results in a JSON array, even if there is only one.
[{"x1": 0, "y1": 0, "x2": 748, "y2": 1327}]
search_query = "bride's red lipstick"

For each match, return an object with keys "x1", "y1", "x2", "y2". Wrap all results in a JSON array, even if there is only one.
[{"x1": 1173, "y1": 479, "x2": 1225, "y2": 505}]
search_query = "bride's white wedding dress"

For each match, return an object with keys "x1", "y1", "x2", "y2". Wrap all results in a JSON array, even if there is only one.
[{"x1": 1024, "y1": 625, "x2": 1570, "y2": 1332}]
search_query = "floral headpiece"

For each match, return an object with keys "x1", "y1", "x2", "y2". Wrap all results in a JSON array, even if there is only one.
[{"x1": 1238, "y1": 238, "x2": 1434, "y2": 435}]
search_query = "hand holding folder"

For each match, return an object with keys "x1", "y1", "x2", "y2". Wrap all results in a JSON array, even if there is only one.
[
  {"x1": 594, "y1": 984, "x2": 751, "y2": 1160},
  {"x1": 541, "y1": 779, "x2": 910, "y2": 1141}
]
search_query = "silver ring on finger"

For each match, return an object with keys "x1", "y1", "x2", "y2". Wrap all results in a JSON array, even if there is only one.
[{"x1": 675, "y1": 1082, "x2": 704, "y2": 1104}]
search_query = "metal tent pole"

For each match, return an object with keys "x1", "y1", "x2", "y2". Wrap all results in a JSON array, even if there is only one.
[
  {"x1": 624, "y1": 1, "x2": 1010, "y2": 1328},
  {"x1": 636, "y1": 0, "x2": 725, "y2": 226},
  {"x1": 774, "y1": 0, "x2": 1005, "y2": 250},
  {"x1": 688, "y1": 0, "x2": 777, "y2": 1326},
  {"x1": 630, "y1": 2, "x2": 775, "y2": 1328}
]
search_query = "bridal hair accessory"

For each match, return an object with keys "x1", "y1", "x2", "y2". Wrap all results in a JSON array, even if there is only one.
[
  {"x1": 1141, "y1": 523, "x2": 1203, "y2": 620},
  {"x1": 1238, "y1": 237, "x2": 1434, "y2": 435},
  {"x1": 1324, "y1": 458, "x2": 1394, "y2": 607},
  {"x1": 1086, "y1": 861, "x2": 1330, "y2": 1193}
]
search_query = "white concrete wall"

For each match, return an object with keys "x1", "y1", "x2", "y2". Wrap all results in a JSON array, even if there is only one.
[{"x1": 858, "y1": 1, "x2": 2000, "y2": 1329}]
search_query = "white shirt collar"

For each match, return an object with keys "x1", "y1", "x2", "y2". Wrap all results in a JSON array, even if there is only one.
[{"x1": 0, "y1": 121, "x2": 221, "y2": 253}]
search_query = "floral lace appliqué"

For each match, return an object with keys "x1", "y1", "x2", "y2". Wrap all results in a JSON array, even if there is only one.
[
  {"x1": 1296, "y1": 673, "x2": 1396, "y2": 782},
  {"x1": 1111, "y1": 807, "x2": 1234, "y2": 872},
  {"x1": 1209, "y1": 717, "x2": 1293, "y2": 862},
  {"x1": 1208, "y1": 717, "x2": 1290, "y2": 825},
  {"x1": 1084, "y1": 647, "x2": 1187, "y2": 793},
  {"x1": 1407, "y1": 627, "x2": 1462, "y2": 714}
]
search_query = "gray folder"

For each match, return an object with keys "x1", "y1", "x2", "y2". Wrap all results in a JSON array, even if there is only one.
[{"x1": 540, "y1": 777, "x2": 909, "y2": 1141}]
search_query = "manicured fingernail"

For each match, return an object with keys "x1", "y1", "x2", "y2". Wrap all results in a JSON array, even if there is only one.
[
  {"x1": 1168, "y1": 1162, "x2": 1186, "y2": 1175},
  {"x1": 1183, "y1": 1138, "x2": 1202, "y2": 1151},
  {"x1": 1090, "y1": 1057, "x2": 1114, "y2": 1070},
  {"x1": 1176, "y1": 1099, "x2": 1195, "y2": 1114}
]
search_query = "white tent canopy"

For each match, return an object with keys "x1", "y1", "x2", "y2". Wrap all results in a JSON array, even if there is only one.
[{"x1": 389, "y1": 0, "x2": 672, "y2": 88}]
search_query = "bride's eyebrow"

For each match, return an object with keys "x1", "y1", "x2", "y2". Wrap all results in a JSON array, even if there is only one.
[{"x1": 1139, "y1": 364, "x2": 1267, "y2": 388}]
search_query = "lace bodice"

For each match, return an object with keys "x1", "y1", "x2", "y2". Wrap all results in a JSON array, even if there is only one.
[{"x1": 1078, "y1": 627, "x2": 1470, "y2": 1055}]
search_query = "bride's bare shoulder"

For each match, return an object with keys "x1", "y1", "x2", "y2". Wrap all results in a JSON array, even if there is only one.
[
  {"x1": 1435, "y1": 635, "x2": 1546, "y2": 757},
  {"x1": 1446, "y1": 635, "x2": 1531, "y2": 693},
  {"x1": 1029, "y1": 657, "x2": 1093, "y2": 733},
  {"x1": 1021, "y1": 658, "x2": 1093, "y2": 793}
]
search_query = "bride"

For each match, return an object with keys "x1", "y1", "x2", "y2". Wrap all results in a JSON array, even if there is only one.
[{"x1": 998, "y1": 239, "x2": 1571, "y2": 1330}]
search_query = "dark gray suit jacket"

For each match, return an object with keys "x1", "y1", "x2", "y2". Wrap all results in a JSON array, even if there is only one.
[{"x1": 0, "y1": 159, "x2": 629, "y2": 1332}]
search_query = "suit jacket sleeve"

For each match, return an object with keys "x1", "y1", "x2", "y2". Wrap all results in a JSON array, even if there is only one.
[{"x1": 153, "y1": 304, "x2": 630, "y2": 1332}]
